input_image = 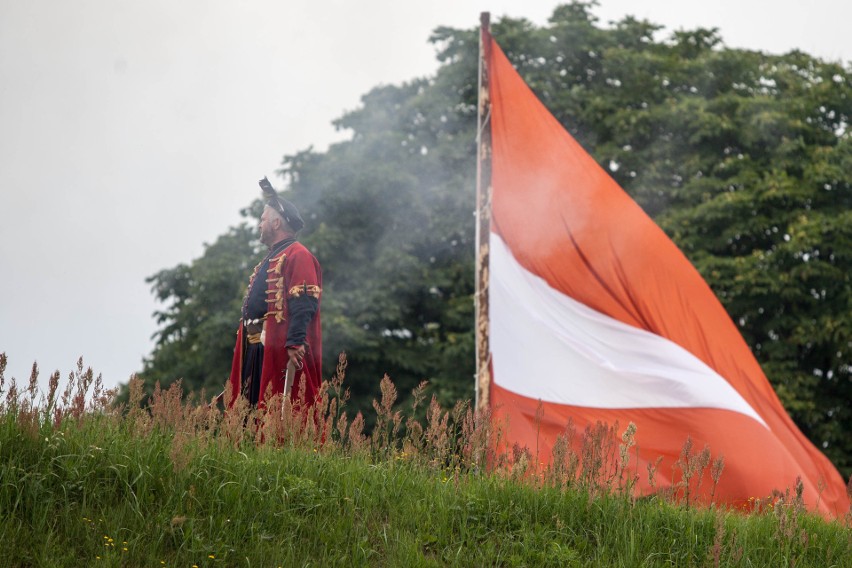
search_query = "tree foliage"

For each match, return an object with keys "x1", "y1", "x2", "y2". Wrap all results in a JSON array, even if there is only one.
[
  {"x1": 137, "y1": 224, "x2": 260, "y2": 395},
  {"x1": 136, "y1": 3, "x2": 851, "y2": 475}
]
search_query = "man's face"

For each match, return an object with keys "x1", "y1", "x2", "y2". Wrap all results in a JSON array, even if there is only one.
[{"x1": 258, "y1": 208, "x2": 277, "y2": 246}]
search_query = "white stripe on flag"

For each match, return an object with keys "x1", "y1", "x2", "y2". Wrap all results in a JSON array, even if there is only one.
[{"x1": 489, "y1": 233, "x2": 766, "y2": 428}]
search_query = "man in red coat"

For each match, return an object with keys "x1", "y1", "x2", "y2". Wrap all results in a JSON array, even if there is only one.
[{"x1": 226, "y1": 178, "x2": 322, "y2": 408}]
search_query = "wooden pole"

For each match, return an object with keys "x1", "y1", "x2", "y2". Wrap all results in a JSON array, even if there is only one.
[{"x1": 475, "y1": 12, "x2": 492, "y2": 413}]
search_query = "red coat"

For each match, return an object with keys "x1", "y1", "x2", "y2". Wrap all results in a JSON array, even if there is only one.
[{"x1": 228, "y1": 241, "x2": 322, "y2": 407}]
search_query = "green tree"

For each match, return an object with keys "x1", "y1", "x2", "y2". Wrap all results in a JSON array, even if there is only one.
[
  {"x1": 135, "y1": 2, "x2": 851, "y2": 475},
  {"x1": 137, "y1": 223, "x2": 259, "y2": 396}
]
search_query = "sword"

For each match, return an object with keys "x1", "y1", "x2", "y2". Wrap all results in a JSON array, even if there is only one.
[
  {"x1": 283, "y1": 359, "x2": 297, "y2": 400},
  {"x1": 282, "y1": 359, "x2": 302, "y2": 420},
  {"x1": 284, "y1": 345, "x2": 306, "y2": 401}
]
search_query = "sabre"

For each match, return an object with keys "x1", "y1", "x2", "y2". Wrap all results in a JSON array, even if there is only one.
[
  {"x1": 283, "y1": 359, "x2": 297, "y2": 400},
  {"x1": 284, "y1": 343, "x2": 306, "y2": 402}
]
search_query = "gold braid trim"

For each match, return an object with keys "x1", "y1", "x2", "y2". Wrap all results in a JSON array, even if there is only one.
[
  {"x1": 289, "y1": 282, "x2": 322, "y2": 299},
  {"x1": 262, "y1": 252, "x2": 288, "y2": 323},
  {"x1": 269, "y1": 253, "x2": 286, "y2": 275},
  {"x1": 241, "y1": 260, "x2": 264, "y2": 304},
  {"x1": 248, "y1": 259, "x2": 263, "y2": 283}
]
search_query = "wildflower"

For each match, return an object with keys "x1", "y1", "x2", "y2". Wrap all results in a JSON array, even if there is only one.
[{"x1": 209, "y1": 554, "x2": 215, "y2": 559}]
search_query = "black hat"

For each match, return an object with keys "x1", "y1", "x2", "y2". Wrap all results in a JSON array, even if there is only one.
[{"x1": 259, "y1": 177, "x2": 304, "y2": 232}]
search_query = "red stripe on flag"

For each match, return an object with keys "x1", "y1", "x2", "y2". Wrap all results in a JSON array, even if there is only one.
[{"x1": 493, "y1": 385, "x2": 847, "y2": 517}]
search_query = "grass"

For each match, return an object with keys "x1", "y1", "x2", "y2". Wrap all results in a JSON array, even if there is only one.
[{"x1": 1, "y1": 353, "x2": 851, "y2": 567}]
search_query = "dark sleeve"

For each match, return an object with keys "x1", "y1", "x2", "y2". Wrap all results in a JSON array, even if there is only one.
[{"x1": 286, "y1": 295, "x2": 318, "y2": 347}]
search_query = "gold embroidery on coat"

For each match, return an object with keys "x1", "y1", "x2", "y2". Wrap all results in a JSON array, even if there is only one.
[
  {"x1": 265, "y1": 252, "x2": 287, "y2": 323},
  {"x1": 269, "y1": 253, "x2": 286, "y2": 275},
  {"x1": 289, "y1": 283, "x2": 322, "y2": 299},
  {"x1": 241, "y1": 260, "x2": 264, "y2": 304}
]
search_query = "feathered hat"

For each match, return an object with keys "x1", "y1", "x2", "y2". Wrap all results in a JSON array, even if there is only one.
[{"x1": 259, "y1": 176, "x2": 304, "y2": 232}]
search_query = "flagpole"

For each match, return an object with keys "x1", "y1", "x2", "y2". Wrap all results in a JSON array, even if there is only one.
[{"x1": 475, "y1": 12, "x2": 492, "y2": 413}]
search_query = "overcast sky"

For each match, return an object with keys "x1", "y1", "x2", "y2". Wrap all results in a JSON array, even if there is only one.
[{"x1": 1, "y1": 0, "x2": 850, "y2": 394}]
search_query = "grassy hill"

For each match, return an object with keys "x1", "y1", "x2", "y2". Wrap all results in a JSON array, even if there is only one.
[{"x1": 1, "y1": 356, "x2": 850, "y2": 567}]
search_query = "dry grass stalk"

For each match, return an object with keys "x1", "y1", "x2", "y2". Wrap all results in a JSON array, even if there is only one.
[
  {"x1": 402, "y1": 381, "x2": 429, "y2": 459},
  {"x1": 673, "y1": 436, "x2": 715, "y2": 508},
  {"x1": 424, "y1": 395, "x2": 451, "y2": 467},
  {"x1": 0, "y1": 353, "x2": 6, "y2": 408},
  {"x1": 545, "y1": 419, "x2": 579, "y2": 490},
  {"x1": 846, "y1": 475, "x2": 852, "y2": 524},
  {"x1": 709, "y1": 509, "x2": 725, "y2": 568},
  {"x1": 710, "y1": 455, "x2": 725, "y2": 505},
  {"x1": 348, "y1": 412, "x2": 367, "y2": 453},
  {"x1": 579, "y1": 421, "x2": 619, "y2": 496}
]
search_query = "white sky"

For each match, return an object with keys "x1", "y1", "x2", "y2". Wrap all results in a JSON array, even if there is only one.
[{"x1": 1, "y1": 0, "x2": 850, "y2": 394}]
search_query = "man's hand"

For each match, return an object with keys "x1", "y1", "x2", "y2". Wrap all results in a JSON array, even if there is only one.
[{"x1": 287, "y1": 345, "x2": 305, "y2": 369}]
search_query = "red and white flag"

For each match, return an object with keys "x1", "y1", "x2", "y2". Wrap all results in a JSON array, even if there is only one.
[{"x1": 481, "y1": 33, "x2": 848, "y2": 517}]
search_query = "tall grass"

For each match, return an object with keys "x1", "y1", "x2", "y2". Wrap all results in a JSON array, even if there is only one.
[{"x1": 1, "y1": 352, "x2": 850, "y2": 567}]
